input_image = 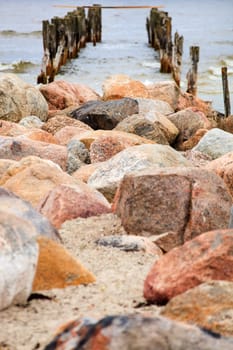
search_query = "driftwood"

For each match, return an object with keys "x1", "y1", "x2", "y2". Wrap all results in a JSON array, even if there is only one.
[
  {"x1": 37, "y1": 5, "x2": 101, "y2": 84},
  {"x1": 222, "y1": 66, "x2": 231, "y2": 117}
]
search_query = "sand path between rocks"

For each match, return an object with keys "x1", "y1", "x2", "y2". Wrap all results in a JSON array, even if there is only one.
[{"x1": 0, "y1": 214, "x2": 161, "y2": 350}]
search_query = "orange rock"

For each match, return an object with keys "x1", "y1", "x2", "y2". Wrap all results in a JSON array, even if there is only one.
[
  {"x1": 102, "y1": 74, "x2": 149, "y2": 100},
  {"x1": 33, "y1": 236, "x2": 96, "y2": 291}
]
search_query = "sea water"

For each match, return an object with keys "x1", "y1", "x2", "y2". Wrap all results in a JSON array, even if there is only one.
[{"x1": 0, "y1": 0, "x2": 232, "y2": 112}]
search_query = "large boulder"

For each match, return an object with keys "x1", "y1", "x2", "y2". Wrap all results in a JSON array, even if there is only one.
[
  {"x1": 146, "y1": 80, "x2": 181, "y2": 110},
  {"x1": 0, "y1": 74, "x2": 48, "y2": 122},
  {"x1": 115, "y1": 113, "x2": 179, "y2": 145},
  {"x1": 136, "y1": 97, "x2": 174, "y2": 115},
  {"x1": 193, "y1": 128, "x2": 233, "y2": 159},
  {"x1": 0, "y1": 156, "x2": 82, "y2": 207},
  {"x1": 70, "y1": 98, "x2": 139, "y2": 130},
  {"x1": 44, "y1": 314, "x2": 233, "y2": 350},
  {"x1": 88, "y1": 144, "x2": 191, "y2": 201},
  {"x1": 0, "y1": 135, "x2": 67, "y2": 170},
  {"x1": 144, "y1": 229, "x2": 233, "y2": 304},
  {"x1": 0, "y1": 187, "x2": 60, "y2": 241},
  {"x1": 0, "y1": 211, "x2": 39, "y2": 310},
  {"x1": 113, "y1": 167, "x2": 232, "y2": 242},
  {"x1": 39, "y1": 80, "x2": 100, "y2": 111},
  {"x1": 162, "y1": 280, "x2": 233, "y2": 337},
  {"x1": 102, "y1": 74, "x2": 150, "y2": 100},
  {"x1": 38, "y1": 183, "x2": 111, "y2": 229}
]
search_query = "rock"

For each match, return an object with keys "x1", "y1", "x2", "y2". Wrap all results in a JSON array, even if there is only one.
[
  {"x1": 38, "y1": 183, "x2": 111, "y2": 229},
  {"x1": 0, "y1": 159, "x2": 17, "y2": 178},
  {"x1": 0, "y1": 73, "x2": 48, "y2": 122},
  {"x1": 88, "y1": 130, "x2": 154, "y2": 163},
  {"x1": 39, "y1": 80, "x2": 100, "y2": 111},
  {"x1": 136, "y1": 97, "x2": 174, "y2": 115},
  {"x1": 0, "y1": 156, "x2": 81, "y2": 207},
  {"x1": 72, "y1": 162, "x2": 101, "y2": 183},
  {"x1": 205, "y1": 151, "x2": 233, "y2": 198},
  {"x1": 88, "y1": 144, "x2": 191, "y2": 201},
  {"x1": 150, "y1": 231, "x2": 182, "y2": 252},
  {"x1": 115, "y1": 113, "x2": 178, "y2": 145},
  {"x1": 146, "y1": 80, "x2": 181, "y2": 110},
  {"x1": 95, "y1": 235, "x2": 163, "y2": 255},
  {"x1": 113, "y1": 167, "x2": 231, "y2": 242},
  {"x1": 0, "y1": 135, "x2": 67, "y2": 170},
  {"x1": 144, "y1": 229, "x2": 233, "y2": 304},
  {"x1": 167, "y1": 108, "x2": 211, "y2": 148},
  {"x1": 70, "y1": 98, "x2": 139, "y2": 130},
  {"x1": 0, "y1": 119, "x2": 28, "y2": 137},
  {"x1": 177, "y1": 91, "x2": 214, "y2": 118},
  {"x1": 42, "y1": 115, "x2": 92, "y2": 135},
  {"x1": 177, "y1": 129, "x2": 208, "y2": 151},
  {"x1": 54, "y1": 126, "x2": 92, "y2": 146},
  {"x1": 44, "y1": 314, "x2": 233, "y2": 350},
  {"x1": 67, "y1": 139, "x2": 90, "y2": 174},
  {"x1": 181, "y1": 149, "x2": 212, "y2": 167},
  {"x1": 162, "y1": 280, "x2": 233, "y2": 337},
  {"x1": 0, "y1": 211, "x2": 39, "y2": 310},
  {"x1": 102, "y1": 74, "x2": 150, "y2": 100},
  {"x1": 77, "y1": 129, "x2": 153, "y2": 151},
  {"x1": 19, "y1": 115, "x2": 44, "y2": 129},
  {"x1": 193, "y1": 128, "x2": 233, "y2": 159},
  {"x1": 23, "y1": 129, "x2": 59, "y2": 144},
  {"x1": 0, "y1": 187, "x2": 60, "y2": 241},
  {"x1": 32, "y1": 236, "x2": 95, "y2": 291}
]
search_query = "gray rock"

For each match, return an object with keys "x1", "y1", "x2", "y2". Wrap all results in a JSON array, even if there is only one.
[
  {"x1": 70, "y1": 98, "x2": 139, "y2": 130},
  {"x1": 136, "y1": 97, "x2": 174, "y2": 115},
  {"x1": 67, "y1": 139, "x2": 90, "y2": 174},
  {"x1": 0, "y1": 74, "x2": 48, "y2": 122},
  {"x1": 193, "y1": 128, "x2": 233, "y2": 159},
  {"x1": 19, "y1": 115, "x2": 44, "y2": 129}
]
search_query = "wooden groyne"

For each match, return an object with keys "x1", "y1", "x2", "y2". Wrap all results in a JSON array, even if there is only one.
[
  {"x1": 146, "y1": 8, "x2": 184, "y2": 86},
  {"x1": 37, "y1": 5, "x2": 102, "y2": 84}
]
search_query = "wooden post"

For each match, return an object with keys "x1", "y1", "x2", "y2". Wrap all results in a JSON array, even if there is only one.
[
  {"x1": 186, "y1": 46, "x2": 199, "y2": 96},
  {"x1": 172, "y1": 31, "x2": 183, "y2": 87},
  {"x1": 222, "y1": 67, "x2": 231, "y2": 117}
]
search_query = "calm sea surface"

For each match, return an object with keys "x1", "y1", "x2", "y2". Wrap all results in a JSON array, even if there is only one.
[{"x1": 0, "y1": 0, "x2": 232, "y2": 112}]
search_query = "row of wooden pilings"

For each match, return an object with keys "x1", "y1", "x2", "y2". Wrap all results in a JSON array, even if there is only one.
[
  {"x1": 37, "y1": 5, "x2": 102, "y2": 84},
  {"x1": 146, "y1": 7, "x2": 231, "y2": 116}
]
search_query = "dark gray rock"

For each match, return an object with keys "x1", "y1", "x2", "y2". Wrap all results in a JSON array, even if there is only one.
[{"x1": 70, "y1": 98, "x2": 139, "y2": 130}]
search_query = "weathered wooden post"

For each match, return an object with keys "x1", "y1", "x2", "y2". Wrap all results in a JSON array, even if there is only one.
[
  {"x1": 172, "y1": 31, "x2": 184, "y2": 87},
  {"x1": 186, "y1": 46, "x2": 199, "y2": 96},
  {"x1": 87, "y1": 4, "x2": 102, "y2": 46},
  {"x1": 221, "y1": 66, "x2": 231, "y2": 117}
]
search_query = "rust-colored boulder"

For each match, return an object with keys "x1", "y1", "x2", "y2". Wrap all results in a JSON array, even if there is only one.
[
  {"x1": 102, "y1": 74, "x2": 150, "y2": 100},
  {"x1": 162, "y1": 280, "x2": 233, "y2": 337},
  {"x1": 144, "y1": 229, "x2": 233, "y2": 304},
  {"x1": 54, "y1": 126, "x2": 92, "y2": 146},
  {"x1": 177, "y1": 91, "x2": 214, "y2": 117},
  {"x1": 32, "y1": 236, "x2": 95, "y2": 291},
  {"x1": 39, "y1": 80, "x2": 100, "y2": 111},
  {"x1": 38, "y1": 183, "x2": 111, "y2": 229},
  {"x1": 0, "y1": 120, "x2": 28, "y2": 137},
  {"x1": 113, "y1": 167, "x2": 231, "y2": 242}
]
